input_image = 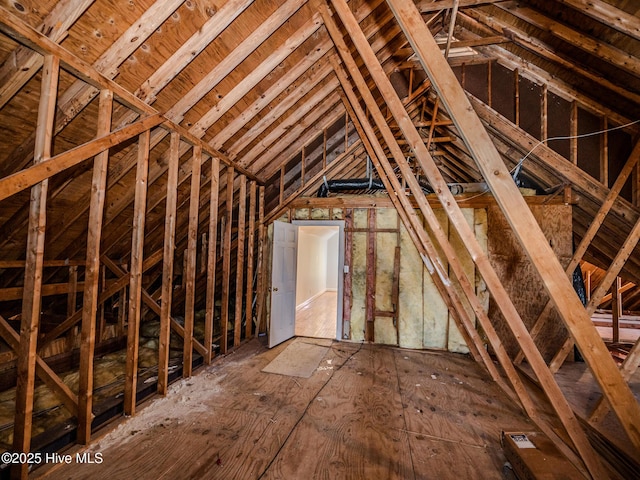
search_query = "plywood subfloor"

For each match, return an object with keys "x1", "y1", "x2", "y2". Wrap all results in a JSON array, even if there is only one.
[
  {"x1": 33, "y1": 339, "x2": 535, "y2": 480},
  {"x1": 295, "y1": 290, "x2": 337, "y2": 339}
]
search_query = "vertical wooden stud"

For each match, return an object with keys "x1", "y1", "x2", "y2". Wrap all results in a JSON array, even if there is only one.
[
  {"x1": 234, "y1": 176, "x2": 247, "y2": 346},
  {"x1": 255, "y1": 186, "x2": 266, "y2": 333},
  {"x1": 343, "y1": 208, "x2": 353, "y2": 340},
  {"x1": 570, "y1": 101, "x2": 578, "y2": 165},
  {"x1": 66, "y1": 265, "x2": 78, "y2": 351},
  {"x1": 514, "y1": 68, "x2": 520, "y2": 127},
  {"x1": 487, "y1": 60, "x2": 492, "y2": 108},
  {"x1": 221, "y1": 167, "x2": 234, "y2": 354},
  {"x1": 601, "y1": 116, "x2": 609, "y2": 186},
  {"x1": 97, "y1": 265, "x2": 106, "y2": 341},
  {"x1": 117, "y1": 284, "x2": 127, "y2": 338},
  {"x1": 541, "y1": 84, "x2": 548, "y2": 142},
  {"x1": 365, "y1": 209, "x2": 376, "y2": 342},
  {"x1": 344, "y1": 111, "x2": 349, "y2": 152},
  {"x1": 13, "y1": 56, "x2": 59, "y2": 476},
  {"x1": 612, "y1": 276, "x2": 622, "y2": 344},
  {"x1": 77, "y1": 87, "x2": 112, "y2": 446},
  {"x1": 301, "y1": 145, "x2": 306, "y2": 188},
  {"x1": 182, "y1": 146, "x2": 202, "y2": 378},
  {"x1": 323, "y1": 127, "x2": 327, "y2": 169},
  {"x1": 158, "y1": 133, "x2": 180, "y2": 395},
  {"x1": 201, "y1": 233, "x2": 208, "y2": 274},
  {"x1": 205, "y1": 157, "x2": 220, "y2": 364},
  {"x1": 279, "y1": 165, "x2": 285, "y2": 206},
  {"x1": 124, "y1": 129, "x2": 150, "y2": 415},
  {"x1": 245, "y1": 181, "x2": 257, "y2": 340}
]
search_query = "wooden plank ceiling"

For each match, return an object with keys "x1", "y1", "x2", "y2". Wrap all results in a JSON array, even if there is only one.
[{"x1": 0, "y1": 0, "x2": 637, "y2": 284}]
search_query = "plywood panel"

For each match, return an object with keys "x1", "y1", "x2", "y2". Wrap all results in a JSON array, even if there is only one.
[
  {"x1": 396, "y1": 349, "x2": 535, "y2": 480},
  {"x1": 32, "y1": 339, "x2": 545, "y2": 480},
  {"x1": 265, "y1": 344, "x2": 413, "y2": 479},
  {"x1": 487, "y1": 205, "x2": 573, "y2": 360}
]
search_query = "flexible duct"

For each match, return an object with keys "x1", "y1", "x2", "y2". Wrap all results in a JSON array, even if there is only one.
[{"x1": 317, "y1": 177, "x2": 436, "y2": 197}]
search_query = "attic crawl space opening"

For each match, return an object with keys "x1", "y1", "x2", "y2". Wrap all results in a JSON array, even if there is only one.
[{"x1": 0, "y1": 0, "x2": 639, "y2": 478}]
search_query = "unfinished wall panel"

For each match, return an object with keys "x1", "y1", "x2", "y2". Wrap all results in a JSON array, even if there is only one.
[
  {"x1": 422, "y1": 208, "x2": 450, "y2": 350},
  {"x1": 399, "y1": 222, "x2": 423, "y2": 349},
  {"x1": 488, "y1": 204, "x2": 573, "y2": 360},
  {"x1": 447, "y1": 208, "x2": 476, "y2": 354}
]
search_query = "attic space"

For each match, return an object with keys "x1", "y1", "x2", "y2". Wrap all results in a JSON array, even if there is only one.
[{"x1": 0, "y1": 0, "x2": 639, "y2": 479}]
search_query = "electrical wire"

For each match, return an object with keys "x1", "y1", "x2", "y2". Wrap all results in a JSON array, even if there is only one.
[
  {"x1": 460, "y1": 118, "x2": 640, "y2": 202},
  {"x1": 382, "y1": 119, "x2": 639, "y2": 203},
  {"x1": 511, "y1": 118, "x2": 640, "y2": 179}
]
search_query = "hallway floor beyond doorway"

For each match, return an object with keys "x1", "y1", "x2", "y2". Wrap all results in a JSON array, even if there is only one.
[{"x1": 296, "y1": 291, "x2": 337, "y2": 339}]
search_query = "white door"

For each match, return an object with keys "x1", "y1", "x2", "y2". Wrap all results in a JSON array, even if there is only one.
[{"x1": 269, "y1": 221, "x2": 298, "y2": 347}]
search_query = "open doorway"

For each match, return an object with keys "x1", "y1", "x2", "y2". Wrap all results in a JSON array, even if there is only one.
[{"x1": 293, "y1": 221, "x2": 344, "y2": 340}]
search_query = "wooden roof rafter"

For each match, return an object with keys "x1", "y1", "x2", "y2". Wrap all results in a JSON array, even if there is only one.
[
  {"x1": 494, "y1": 1, "x2": 639, "y2": 78},
  {"x1": 458, "y1": 8, "x2": 640, "y2": 109},
  {"x1": 324, "y1": 0, "x2": 640, "y2": 476}
]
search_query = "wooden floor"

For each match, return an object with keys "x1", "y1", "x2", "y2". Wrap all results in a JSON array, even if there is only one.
[
  {"x1": 33, "y1": 338, "x2": 536, "y2": 480},
  {"x1": 295, "y1": 291, "x2": 337, "y2": 339}
]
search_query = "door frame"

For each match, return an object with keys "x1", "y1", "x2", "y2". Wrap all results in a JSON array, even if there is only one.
[{"x1": 292, "y1": 220, "x2": 345, "y2": 341}]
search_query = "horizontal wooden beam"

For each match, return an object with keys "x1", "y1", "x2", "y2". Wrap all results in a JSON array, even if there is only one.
[
  {"x1": 394, "y1": 36, "x2": 509, "y2": 58},
  {"x1": 0, "y1": 281, "x2": 86, "y2": 302},
  {"x1": 0, "y1": 114, "x2": 163, "y2": 201},
  {"x1": 0, "y1": 259, "x2": 86, "y2": 268},
  {"x1": 418, "y1": 0, "x2": 505, "y2": 12}
]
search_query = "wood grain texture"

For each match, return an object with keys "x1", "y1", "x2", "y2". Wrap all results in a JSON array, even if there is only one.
[
  {"x1": 487, "y1": 204, "x2": 572, "y2": 360},
  {"x1": 295, "y1": 291, "x2": 337, "y2": 339},
  {"x1": 33, "y1": 339, "x2": 543, "y2": 480}
]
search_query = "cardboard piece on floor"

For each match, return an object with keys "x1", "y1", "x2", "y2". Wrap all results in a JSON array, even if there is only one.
[{"x1": 261, "y1": 340, "x2": 329, "y2": 378}]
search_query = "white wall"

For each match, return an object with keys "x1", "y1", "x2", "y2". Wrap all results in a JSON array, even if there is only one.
[
  {"x1": 296, "y1": 226, "x2": 339, "y2": 307},
  {"x1": 326, "y1": 231, "x2": 339, "y2": 290},
  {"x1": 296, "y1": 229, "x2": 327, "y2": 306}
]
